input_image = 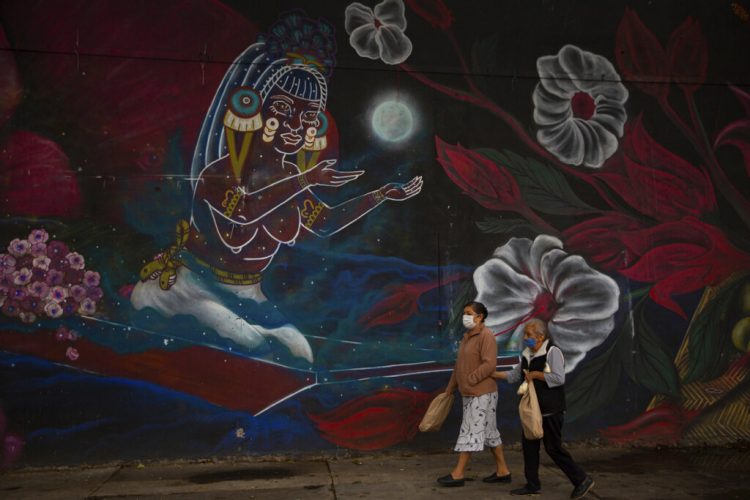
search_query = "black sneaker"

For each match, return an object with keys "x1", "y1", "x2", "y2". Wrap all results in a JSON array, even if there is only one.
[
  {"x1": 570, "y1": 476, "x2": 594, "y2": 499},
  {"x1": 511, "y1": 485, "x2": 540, "y2": 495}
]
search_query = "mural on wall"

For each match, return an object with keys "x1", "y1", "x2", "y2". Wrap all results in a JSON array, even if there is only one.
[
  {"x1": 0, "y1": 0, "x2": 749, "y2": 466},
  {"x1": 131, "y1": 12, "x2": 423, "y2": 364}
]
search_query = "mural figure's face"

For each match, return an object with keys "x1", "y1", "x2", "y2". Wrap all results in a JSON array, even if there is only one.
[{"x1": 263, "y1": 85, "x2": 322, "y2": 156}]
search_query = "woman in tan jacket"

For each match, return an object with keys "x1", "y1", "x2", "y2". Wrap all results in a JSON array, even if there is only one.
[{"x1": 437, "y1": 301, "x2": 511, "y2": 487}]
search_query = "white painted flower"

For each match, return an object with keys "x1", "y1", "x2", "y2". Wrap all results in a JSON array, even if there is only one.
[
  {"x1": 33, "y1": 255, "x2": 51, "y2": 270},
  {"x1": 78, "y1": 298, "x2": 96, "y2": 315},
  {"x1": 28, "y1": 229, "x2": 49, "y2": 244},
  {"x1": 19, "y1": 311, "x2": 36, "y2": 324},
  {"x1": 8, "y1": 238, "x2": 30, "y2": 257},
  {"x1": 48, "y1": 285, "x2": 68, "y2": 303},
  {"x1": 13, "y1": 268, "x2": 32, "y2": 286},
  {"x1": 474, "y1": 235, "x2": 620, "y2": 371},
  {"x1": 27, "y1": 281, "x2": 49, "y2": 298},
  {"x1": 65, "y1": 252, "x2": 85, "y2": 270},
  {"x1": 533, "y1": 44, "x2": 628, "y2": 168},
  {"x1": 0, "y1": 254, "x2": 16, "y2": 274},
  {"x1": 44, "y1": 301, "x2": 63, "y2": 318},
  {"x1": 345, "y1": 0, "x2": 412, "y2": 65}
]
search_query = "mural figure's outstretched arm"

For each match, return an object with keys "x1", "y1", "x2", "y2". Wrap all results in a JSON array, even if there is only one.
[
  {"x1": 213, "y1": 159, "x2": 364, "y2": 225},
  {"x1": 196, "y1": 156, "x2": 364, "y2": 229},
  {"x1": 300, "y1": 176, "x2": 423, "y2": 237}
]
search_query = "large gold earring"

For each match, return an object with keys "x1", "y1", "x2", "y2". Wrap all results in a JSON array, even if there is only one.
[
  {"x1": 223, "y1": 87, "x2": 262, "y2": 132},
  {"x1": 303, "y1": 112, "x2": 329, "y2": 151},
  {"x1": 263, "y1": 118, "x2": 279, "y2": 143},
  {"x1": 303, "y1": 127, "x2": 317, "y2": 149}
]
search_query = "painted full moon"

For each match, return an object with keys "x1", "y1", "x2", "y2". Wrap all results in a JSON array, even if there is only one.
[{"x1": 371, "y1": 100, "x2": 414, "y2": 142}]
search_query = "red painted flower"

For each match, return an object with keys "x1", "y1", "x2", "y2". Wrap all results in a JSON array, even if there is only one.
[
  {"x1": 599, "y1": 403, "x2": 698, "y2": 446},
  {"x1": 0, "y1": 131, "x2": 82, "y2": 217},
  {"x1": 359, "y1": 273, "x2": 466, "y2": 329},
  {"x1": 667, "y1": 17, "x2": 708, "y2": 95},
  {"x1": 308, "y1": 388, "x2": 432, "y2": 450},
  {"x1": 435, "y1": 136, "x2": 524, "y2": 212},
  {"x1": 619, "y1": 217, "x2": 750, "y2": 318},
  {"x1": 615, "y1": 8, "x2": 670, "y2": 99},
  {"x1": 0, "y1": 0, "x2": 258, "y2": 176},
  {"x1": 563, "y1": 213, "x2": 645, "y2": 272},
  {"x1": 596, "y1": 115, "x2": 716, "y2": 221},
  {"x1": 359, "y1": 282, "x2": 434, "y2": 329},
  {"x1": 405, "y1": 0, "x2": 454, "y2": 30}
]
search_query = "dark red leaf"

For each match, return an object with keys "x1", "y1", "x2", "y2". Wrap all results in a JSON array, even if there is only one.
[
  {"x1": 563, "y1": 213, "x2": 645, "y2": 271},
  {"x1": 615, "y1": 8, "x2": 670, "y2": 99},
  {"x1": 405, "y1": 0, "x2": 454, "y2": 30},
  {"x1": 599, "y1": 403, "x2": 697, "y2": 446},
  {"x1": 308, "y1": 388, "x2": 431, "y2": 450},
  {"x1": 667, "y1": 17, "x2": 708, "y2": 94},
  {"x1": 596, "y1": 115, "x2": 715, "y2": 221},
  {"x1": 714, "y1": 86, "x2": 750, "y2": 176},
  {"x1": 714, "y1": 119, "x2": 750, "y2": 176},
  {"x1": 619, "y1": 217, "x2": 750, "y2": 317},
  {"x1": 435, "y1": 136, "x2": 523, "y2": 212}
]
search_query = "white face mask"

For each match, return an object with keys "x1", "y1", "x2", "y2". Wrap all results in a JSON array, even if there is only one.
[{"x1": 462, "y1": 314, "x2": 476, "y2": 329}]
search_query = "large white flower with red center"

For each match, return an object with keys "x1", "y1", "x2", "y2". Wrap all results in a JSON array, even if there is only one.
[
  {"x1": 474, "y1": 235, "x2": 620, "y2": 371},
  {"x1": 533, "y1": 44, "x2": 629, "y2": 168}
]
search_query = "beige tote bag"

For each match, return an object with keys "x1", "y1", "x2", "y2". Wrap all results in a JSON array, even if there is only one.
[
  {"x1": 419, "y1": 392, "x2": 454, "y2": 432},
  {"x1": 519, "y1": 376, "x2": 544, "y2": 439}
]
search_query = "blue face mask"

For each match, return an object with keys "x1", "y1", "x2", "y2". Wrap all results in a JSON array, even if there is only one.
[{"x1": 523, "y1": 338, "x2": 537, "y2": 348}]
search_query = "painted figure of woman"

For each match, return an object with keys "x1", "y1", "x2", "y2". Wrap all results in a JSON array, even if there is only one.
[{"x1": 131, "y1": 12, "x2": 422, "y2": 363}]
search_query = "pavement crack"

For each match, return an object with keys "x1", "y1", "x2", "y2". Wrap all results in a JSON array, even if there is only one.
[
  {"x1": 86, "y1": 465, "x2": 122, "y2": 499},
  {"x1": 325, "y1": 459, "x2": 337, "y2": 500}
]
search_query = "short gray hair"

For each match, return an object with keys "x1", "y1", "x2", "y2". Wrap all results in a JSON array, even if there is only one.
[{"x1": 524, "y1": 318, "x2": 549, "y2": 339}]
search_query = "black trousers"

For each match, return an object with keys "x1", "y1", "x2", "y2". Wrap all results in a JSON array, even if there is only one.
[{"x1": 521, "y1": 411, "x2": 586, "y2": 491}]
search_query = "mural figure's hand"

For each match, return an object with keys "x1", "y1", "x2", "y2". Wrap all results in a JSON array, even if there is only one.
[
  {"x1": 304, "y1": 159, "x2": 364, "y2": 187},
  {"x1": 380, "y1": 176, "x2": 423, "y2": 201}
]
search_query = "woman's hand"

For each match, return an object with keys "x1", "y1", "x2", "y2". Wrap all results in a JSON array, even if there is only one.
[
  {"x1": 304, "y1": 159, "x2": 364, "y2": 187},
  {"x1": 491, "y1": 371, "x2": 507, "y2": 380},
  {"x1": 379, "y1": 176, "x2": 423, "y2": 201},
  {"x1": 525, "y1": 370, "x2": 544, "y2": 383}
]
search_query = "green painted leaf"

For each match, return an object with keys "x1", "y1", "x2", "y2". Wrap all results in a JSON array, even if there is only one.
[
  {"x1": 477, "y1": 148, "x2": 598, "y2": 215},
  {"x1": 619, "y1": 306, "x2": 681, "y2": 399},
  {"x1": 566, "y1": 339, "x2": 622, "y2": 421},
  {"x1": 683, "y1": 278, "x2": 747, "y2": 384},
  {"x1": 475, "y1": 216, "x2": 535, "y2": 235}
]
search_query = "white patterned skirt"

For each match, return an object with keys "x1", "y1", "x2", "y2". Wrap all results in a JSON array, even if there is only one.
[{"x1": 454, "y1": 391, "x2": 502, "y2": 452}]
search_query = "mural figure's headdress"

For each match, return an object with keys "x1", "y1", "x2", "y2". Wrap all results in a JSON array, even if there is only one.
[{"x1": 191, "y1": 11, "x2": 337, "y2": 185}]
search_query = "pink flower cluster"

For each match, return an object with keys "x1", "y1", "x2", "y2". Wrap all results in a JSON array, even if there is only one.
[{"x1": 0, "y1": 228, "x2": 103, "y2": 323}]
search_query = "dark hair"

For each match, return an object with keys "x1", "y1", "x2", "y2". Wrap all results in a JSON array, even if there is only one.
[{"x1": 464, "y1": 301, "x2": 488, "y2": 322}]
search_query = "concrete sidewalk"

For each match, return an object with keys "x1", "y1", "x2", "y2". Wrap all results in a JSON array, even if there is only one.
[{"x1": 1, "y1": 445, "x2": 748, "y2": 499}]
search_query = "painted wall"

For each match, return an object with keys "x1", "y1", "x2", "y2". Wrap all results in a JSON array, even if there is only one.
[{"x1": 1, "y1": 0, "x2": 749, "y2": 466}]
